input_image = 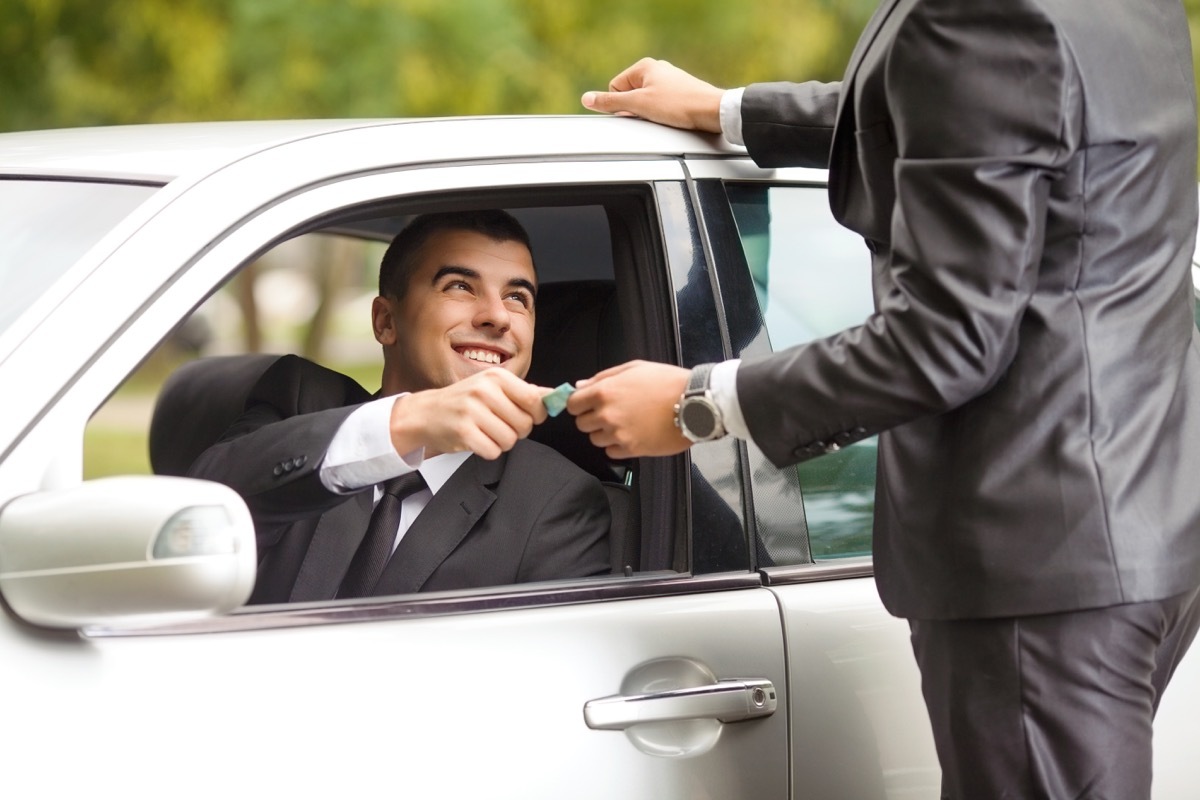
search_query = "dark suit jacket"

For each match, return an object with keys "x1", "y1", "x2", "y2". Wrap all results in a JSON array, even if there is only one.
[
  {"x1": 735, "y1": 0, "x2": 1200, "y2": 619},
  {"x1": 187, "y1": 355, "x2": 611, "y2": 604}
]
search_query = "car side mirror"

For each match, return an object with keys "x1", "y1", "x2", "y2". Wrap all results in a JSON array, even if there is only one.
[{"x1": 0, "y1": 476, "x2": 256, "y2": 629}]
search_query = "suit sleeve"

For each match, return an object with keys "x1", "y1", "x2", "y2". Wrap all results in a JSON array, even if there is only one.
[
  {"x1": 739, "y1": 2, "x2": 1075, "y2": 467},
  {"x1": 188, "y1": 355, "x2": 373, "y2": 524},
  {"x1": 741, "y1": 80, "x2": 841, "y2": 169},
  {"x1": 516, "y1": 470, "x2": 612, "y2": 582}
]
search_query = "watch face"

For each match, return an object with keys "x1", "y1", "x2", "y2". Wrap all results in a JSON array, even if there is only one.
[{"x1": 681, "y1": 399, "x2": 718, "y2": 439}]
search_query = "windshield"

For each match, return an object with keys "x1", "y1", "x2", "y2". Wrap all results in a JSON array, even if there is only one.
[{"x1": 0, "y1": 179, "x2": 158, "y2": 343}]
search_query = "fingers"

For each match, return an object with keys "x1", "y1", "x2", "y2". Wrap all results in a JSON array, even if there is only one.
[
  {"x1": 580, "y1": 58, "x2": 656, "y2": 116},
  {"x1": 609, "y1": 57, "x2": 659, "y2": 92},
  {"x1": 485, "y1": 368, "x2": 549, "y2": 424},
  {"x1": 391, "y1": 369, "x2": 548, "y2": 459},
  {"x1": 572, "y1": 410, "x2": 633, "y2": 460},
  {"x1": 574, "y1": 360, "x2": 639, "y2": 390},
  {"x1": 580, "y1": 58, "x2": 723, "y2": 133},
  {"x1": 565, "y1": 360, "x2": 692, "y2": 458}
]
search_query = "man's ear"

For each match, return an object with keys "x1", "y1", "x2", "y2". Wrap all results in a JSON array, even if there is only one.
[{"x1": 371, "y1": 296, "x2": 398, "y2": 346}]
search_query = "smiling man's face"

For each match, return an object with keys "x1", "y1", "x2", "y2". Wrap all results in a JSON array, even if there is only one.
[{"x1": 372, "y1": 228, "x2": 536, "y2": 395}]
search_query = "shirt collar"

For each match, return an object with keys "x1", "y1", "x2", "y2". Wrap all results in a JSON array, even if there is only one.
[{"x1": 417, "y1": 451, "x2": 472, "y2": 495}]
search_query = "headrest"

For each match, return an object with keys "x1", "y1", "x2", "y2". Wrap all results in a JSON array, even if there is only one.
[{"x1": 148, "y1": 353, "x2": 282, "y2": 477}]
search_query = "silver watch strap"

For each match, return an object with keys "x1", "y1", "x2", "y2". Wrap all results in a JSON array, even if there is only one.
[{"x1": 687, "y1": 363, "x2": 715, "y2": 396}]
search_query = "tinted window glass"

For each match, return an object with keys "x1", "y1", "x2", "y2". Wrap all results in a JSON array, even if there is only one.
[{"x1": 728, "y1": 184, "x2": 876, "y2": 559}]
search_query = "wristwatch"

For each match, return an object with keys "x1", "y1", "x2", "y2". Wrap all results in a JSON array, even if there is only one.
[{"x1": 674, "y1": 363, "x2": 727, "y2": 443}]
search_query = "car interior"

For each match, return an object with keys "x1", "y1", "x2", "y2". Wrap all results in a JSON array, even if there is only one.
[{"x1": 88, "y1": 187, "x2": 690, "y2": 603}]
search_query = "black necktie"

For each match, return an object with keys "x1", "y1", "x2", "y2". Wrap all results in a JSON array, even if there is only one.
[{"x1": 338, "y1": 471, "x2": 427, "y2": 598}]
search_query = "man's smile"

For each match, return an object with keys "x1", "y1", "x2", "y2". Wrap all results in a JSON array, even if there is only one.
[{"x1": 454, "y1": 345, "x2": 510, "y2": 365}]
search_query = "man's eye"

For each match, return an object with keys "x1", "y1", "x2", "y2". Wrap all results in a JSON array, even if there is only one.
[
  {"x1": 506, "y1": 292, "x2": 532, "y2": 308},
  {"x1": 444, "y1": 280, "x2": 471, "y2": 292}
]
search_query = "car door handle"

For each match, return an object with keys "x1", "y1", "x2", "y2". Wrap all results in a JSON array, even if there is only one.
[{"x1": 584, "y1": 678, "x2": 778, "y2": 730}]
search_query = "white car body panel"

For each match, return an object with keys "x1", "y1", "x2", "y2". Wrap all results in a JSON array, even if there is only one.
[
  {"x1": 3, "y1": 589, "x2": 790, "y2": 798},
  {"x1": 0, "y1": 118, "x2": 1195, "y2": 799}
]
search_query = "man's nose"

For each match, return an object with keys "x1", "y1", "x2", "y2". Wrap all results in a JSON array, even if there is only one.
[{"x1": 472, "y1": 293, "x2": 511, "y2": 331}]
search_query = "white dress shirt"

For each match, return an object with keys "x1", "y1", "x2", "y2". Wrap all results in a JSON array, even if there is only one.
[{"x1": 318, "y1": 394, "x2": 471, "y2": 553}]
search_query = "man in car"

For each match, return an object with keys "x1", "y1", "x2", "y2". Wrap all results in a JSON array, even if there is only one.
[
  {"x1": 189, "y1": 210, "x2": 611, "y2": 603},
  {"x1": 569, "y1": 2, "x2": 1200, "y2": 797}
]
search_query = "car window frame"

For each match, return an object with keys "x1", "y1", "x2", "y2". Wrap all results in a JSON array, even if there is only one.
[
  {"x1": 687, "y1": 169, "x2": 879, "y2": 587},
  {"x1": 8, "y1": 156, "x2": 776, "y2": 637}
]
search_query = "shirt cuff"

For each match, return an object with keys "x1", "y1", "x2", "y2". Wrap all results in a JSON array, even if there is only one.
[
  {"x1": 320, "y1": 395, "x2": 423, "y2": 493},
  {"x1": 709, "y1": 359, "x2": 751, "y2": 440},
  {"x1": 720, "y1": 87, "x2": 747, "y2": 147}
]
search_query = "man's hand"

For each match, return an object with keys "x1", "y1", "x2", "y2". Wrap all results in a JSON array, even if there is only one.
[
  {"x1": 581, "y1": 58, "x2": 724, "y2": 133},
  {"x1": 567, "y1": 360, "x2": 692, "y2": 459},
  {"x1": 389, "y1": 368, "x2": 549, "y2": 460}
]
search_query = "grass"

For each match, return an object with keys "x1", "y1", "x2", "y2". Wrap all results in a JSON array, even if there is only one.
[
  {"x1": 84, "y1": 427, "x2": 151, "y2": 478},
  {"x1": 83, "y1": 351, "x2": 382, "y2": 480}
]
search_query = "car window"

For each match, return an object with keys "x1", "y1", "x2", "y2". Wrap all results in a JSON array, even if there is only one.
[
  {"x1": 84, "y1": 206, "x2": 620, "y2": 478},
  {"x1": 83, "y1": 191, "x2": 682, "y2": 605},
  {"x1": 84, "y1": 230, "x2": 387, "y2": 477},
  {"x1": 726, "y1": 183, "x2": 877, "y2": 559},
  {"x1": 0, "y1": 179, "x2": 157, "y2": 345}
]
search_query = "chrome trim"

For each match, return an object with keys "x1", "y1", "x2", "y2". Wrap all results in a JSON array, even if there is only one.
[
  {"x1": 82, "y1": 571, "x2": 765, "y2": 638},
  {"x1": 584, "y1": 677, "x2": 778, "y2": 729},
  {"x1": 759, "y1": 557, "x2": 874, "y2": 585}
]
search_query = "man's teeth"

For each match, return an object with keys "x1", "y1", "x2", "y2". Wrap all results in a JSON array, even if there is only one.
[{"x1": 463, "y1": 349, "x2": 502, "y2": 364}]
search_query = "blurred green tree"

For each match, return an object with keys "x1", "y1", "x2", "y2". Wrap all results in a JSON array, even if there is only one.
[
  {"x1": 0, "y1": 0, "x2": 872, "y2": 129},
  {"x1": 4, "y1": 0, "x2": 1200, "y2": 136}
]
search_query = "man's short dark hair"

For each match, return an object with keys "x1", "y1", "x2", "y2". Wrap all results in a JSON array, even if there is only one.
[{"x1": 378, "y1": 209, "x2": 535, "y2": 299}]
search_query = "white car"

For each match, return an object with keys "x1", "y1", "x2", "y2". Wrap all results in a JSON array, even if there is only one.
[{"x1": 0, "y1": 118, "x2": 1196, "y2": 799}]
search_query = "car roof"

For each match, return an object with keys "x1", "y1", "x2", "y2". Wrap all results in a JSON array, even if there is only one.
[{"x1": 0, "y1": 116, "x2": 747, "y2": 184}]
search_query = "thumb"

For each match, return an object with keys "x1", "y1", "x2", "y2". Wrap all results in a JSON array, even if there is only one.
[{"x1": 582, "y1": 90, "x2": 639, "y2": 117}]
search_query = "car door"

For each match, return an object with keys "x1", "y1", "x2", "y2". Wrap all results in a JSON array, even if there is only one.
[
  {"x1": 685, "y1": 159, "x2": 942, "y2": 798},
  {"x1": 0, "y1": 127, "x2": 795, "y2": 799}
]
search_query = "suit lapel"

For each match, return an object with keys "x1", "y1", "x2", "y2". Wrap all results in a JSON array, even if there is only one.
[
  {"x1": 371, "y1": 453, "x2": 505, "y2": 596},
  {"x1": 840, "y1": 0, "x2": 904, "y2": 112},
  {"x1": 830, "y1": 0, "x2": 905, "y2": 219},
  {"x1": 289, "y1": 489, "x2": 373, "y2": 602}
]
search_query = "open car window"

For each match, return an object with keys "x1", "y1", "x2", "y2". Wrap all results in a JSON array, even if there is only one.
[{"x1": 83, "y1": 189, "x2": 687, "y2": 610}]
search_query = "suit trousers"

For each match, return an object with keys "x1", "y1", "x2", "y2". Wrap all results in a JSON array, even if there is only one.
[{"x1": 910, "y1": 587, "x2": 1200, "y2": 799}]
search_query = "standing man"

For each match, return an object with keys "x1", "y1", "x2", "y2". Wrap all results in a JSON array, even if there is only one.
[
  {"x1": 190, "y1": 210, "x2": 610, "y2": 604},
  {"x1": 573, "y1": 1, "x2": 1200, "y2": 796}
]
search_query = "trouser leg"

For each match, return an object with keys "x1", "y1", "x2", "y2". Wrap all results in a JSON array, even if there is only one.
[
  {"x1": 910, "y1": 589, "x2": 1200, "y2": 800},
  {"x1": 1151, "y1": 586, "x2": 1200, "y2": 713}
]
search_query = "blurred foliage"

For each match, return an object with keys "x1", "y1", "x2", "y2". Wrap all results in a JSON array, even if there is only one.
[
  {"x1": 6, "y1": 0, "x2": 1199, "y2": 151},
  {"x1": 5, "y1": 0, "x2": 1200, "y2": 131},
  {"x1": 1, "y1": 0, "x2": 873, "y2": 130}
]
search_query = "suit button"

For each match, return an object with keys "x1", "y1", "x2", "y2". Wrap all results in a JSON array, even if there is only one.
[
  {"x1": 292, "y1": 456, "x2": 306, "y2": 469},
  {"x1": 832, "y1": 431, "x2": 853, "y2": 447},
  {"x1": 273, "y1": 464, "x2": 284, "y2": 477},
  {"x1": 824, "y1": 442, "x2": 841, "y2": 454},
  {"x1": 795, "y1": 444, "x2": 818, "y2": 459}
]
